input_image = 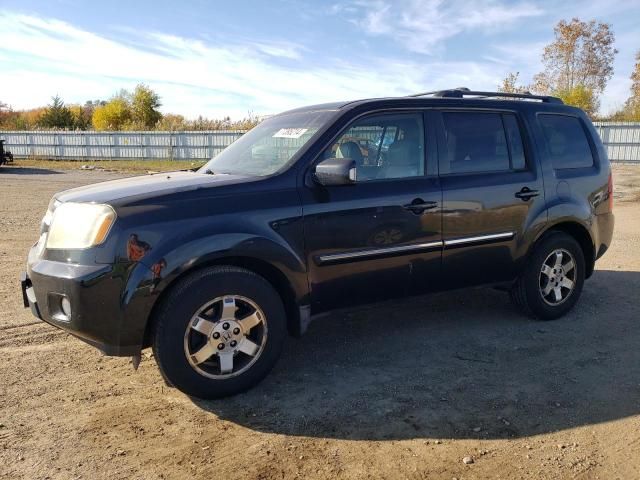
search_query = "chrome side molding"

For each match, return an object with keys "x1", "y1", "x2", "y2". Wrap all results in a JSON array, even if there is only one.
[
  {"x1": 444, "y1": 231, "x2": 515, "y2": 247},
  {"x1": 316, "y1": 231, "x2": 515, "y2": 265},
  {"x1": 317, "y1": 241, "x2": 443, "y2": 264}
]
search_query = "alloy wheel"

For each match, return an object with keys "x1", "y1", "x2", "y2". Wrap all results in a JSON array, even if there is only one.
[
  {"x1": 183, "y1": 295, "x2": 268, "y2": 379},
  {"x1": 539, "y1": 248, "x2": 577, "y2": 306}
]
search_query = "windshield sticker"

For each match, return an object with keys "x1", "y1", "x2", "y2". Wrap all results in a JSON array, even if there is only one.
[{"x1": 272, "y1": 128, "x2": 308, "y2": 139}]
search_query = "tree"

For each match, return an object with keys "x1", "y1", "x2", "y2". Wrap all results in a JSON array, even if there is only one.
[
  {"x1": 129, "y1": 84, "x2": 162, "y2": 129},
  {"x1": 533, "y1": 18, "x2": 617, "y2": 96},
  {"x1": 39, "y1": 95, "x2": 75, "y2": 129},
  {"x1": 91, "y1": 85, "x2": 162, "y2": 130},
  {"x1": 497, "y1": 72, "x2": 530, "y2": 94},
  {"x1": 73, "y1": 100, "x2": 106, "y2": 130},
  {"x1": 156, "y1": 113, "x2": 187, "y2": 131},
  {"x1": 622, "y1": 50, "x2": 640, "y2": 120},
  {"x1": 92, "y1": 97, "x2": 131, "y2": 130},
  {"x1": 0, "y1": 102, "x2": 18, "y2": 130},
  {"x1": 67, "y1": 105, "x2": 91, "y2": 130},
  {"x1": 555, "y1": 85, "x2": 598, "y2": 117},
  {"x1": 23, "y1": 108, "x2": 47, "y2": 129}
]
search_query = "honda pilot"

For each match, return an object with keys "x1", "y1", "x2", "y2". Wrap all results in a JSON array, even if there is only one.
[{"x1": 21, "y1": 89, "x2": 614, "y2": 399}]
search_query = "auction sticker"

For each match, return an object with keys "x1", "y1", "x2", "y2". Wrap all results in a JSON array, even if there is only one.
[{"x1": 273, "y1": 128, "x2": 308, "y2": 139}]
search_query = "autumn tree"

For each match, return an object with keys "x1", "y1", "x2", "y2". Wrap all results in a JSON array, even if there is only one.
[
  {"x1": 0, "y1": 101, "x2": 12, "y2": 129},
  {"x1": 91, "y1": 85, "x2": 162, "y2": 130},
  {"x1": 533, "y1": 18, "x2": 617, "y2": 94},
  {"x1": 532, "y1": 18, "x2": 617, "y2": 117},
  {"x1": 497, "y1": 72, "x2": 530, "y2": 94},
  {"x1": 156, "y1": 113, "x2": 187, "y2": 131},
  {"x1": 621, "y1": 50, "x2": 640, "y2": 120},
  {"x1": 129, "y1": 84, "x2": 162, "y2": 129},
  {"x1": 92, "y1": 96, "x2": 131, "y2": 130},
  {"x1": 0, "y1": 101, "x2": 18, "y2": 127},
  {"x1": 73, "y1": 100, "x2": 105, "y2": 129},
  {"x1": 555, "y1": 85, "x2": 598, "y2": 117}
]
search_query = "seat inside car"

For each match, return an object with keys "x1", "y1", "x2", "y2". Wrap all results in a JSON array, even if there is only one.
[
  {"x1": 381, "y1": 120, "x2": 421, "y2": 178},
  {"x1": 335, "y1": 141, "x2": 364, "y2": 165}
]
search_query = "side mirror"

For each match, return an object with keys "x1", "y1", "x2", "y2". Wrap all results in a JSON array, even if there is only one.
[{"x1": 314, "y1": 158, "x2": 357, "y2": 186}]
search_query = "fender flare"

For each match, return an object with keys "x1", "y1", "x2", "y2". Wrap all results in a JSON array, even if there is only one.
[
  {"x1": 121, "y1": 232, "x2": 310, "y2": 350},
  {"x1": 529, "y1": 201, "x2": 596, "y2": 277}
]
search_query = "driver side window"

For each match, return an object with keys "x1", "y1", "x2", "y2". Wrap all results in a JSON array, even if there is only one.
[{"x1": 323, "y1": 113, "x2": 425, "y2": 181}]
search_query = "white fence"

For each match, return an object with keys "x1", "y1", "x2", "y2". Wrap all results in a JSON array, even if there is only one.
[
  {"x1": 0, "y1": 131, "x2": 246, "y2": 160},
  {"x1": 1, "y1": 122, "x2": 639, "y2": 162},
  {"x1": 593, "y1": 122, "x2": 640, "y2": 163}
]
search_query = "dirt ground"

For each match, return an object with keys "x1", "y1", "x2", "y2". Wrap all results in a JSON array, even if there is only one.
[{"x1": 1, "y1": 164, "x2": 639, "y2": 480}]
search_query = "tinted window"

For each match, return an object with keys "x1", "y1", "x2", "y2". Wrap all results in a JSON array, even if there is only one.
[
  {"x1": 324, "y1": 113, "x2": 424, "y2": 181},
  {"x1": 503, "y1": 114, "x2": 526, "y2": 170},
  {"x1": 441, "y1": 112, "x2": 510, "y2": 174},
  {"x1": 539, "y1": 114, "x2": 594, "y2": 169}
]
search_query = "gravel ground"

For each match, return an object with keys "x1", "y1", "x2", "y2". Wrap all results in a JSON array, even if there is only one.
[{"x1": 0, "y1": 164, "x2": 639, "y2": 480}]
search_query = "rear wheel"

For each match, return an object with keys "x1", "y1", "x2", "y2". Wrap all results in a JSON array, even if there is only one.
[
  {"x1": 152, "y1": 266, "x2": 286, "y2": 399},
  {"x1": 510, "y1": 232, "x2": 585, "y2": 320}
]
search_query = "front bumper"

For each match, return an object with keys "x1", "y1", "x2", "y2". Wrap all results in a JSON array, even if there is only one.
[{"x1": 22, "y1": 249, "x2": 148, "y2": 356}]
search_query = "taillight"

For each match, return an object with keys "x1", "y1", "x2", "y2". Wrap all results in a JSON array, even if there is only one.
[{"x1": 608, "y1": 172, "x2": 613, "y2": 211}]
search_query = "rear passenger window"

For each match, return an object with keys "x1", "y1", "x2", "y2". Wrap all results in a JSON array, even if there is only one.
[
  {"x1": 538, "y1": 114, "x2": 594, "y2": 169},
  {"x1": 440, "y1": 112, "x2": 527, "y2": 174}
]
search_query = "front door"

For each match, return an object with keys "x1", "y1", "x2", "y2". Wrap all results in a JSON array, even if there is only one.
[
  {"x1": 433, "y1": 109, "x2": 546, "y2": 288},
  {"x1": 301, "y1": 112, "x2": 442, "y2": 312}
]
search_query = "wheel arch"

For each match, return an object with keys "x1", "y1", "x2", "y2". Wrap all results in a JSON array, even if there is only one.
[
  {"x1": 142, "y1": 255, "x2": 303, "y2": 349},
  {"x1": 532, "y1": 220, "x2": 595, "y2": 278}
]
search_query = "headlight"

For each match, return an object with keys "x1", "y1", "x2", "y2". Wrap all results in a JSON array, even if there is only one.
[
  {"x1": 46, "y1": 203, "x2": 116, "y2": 249},
  {"x1": 41, "y1": 198, "x2": 61, "y2": 232}
]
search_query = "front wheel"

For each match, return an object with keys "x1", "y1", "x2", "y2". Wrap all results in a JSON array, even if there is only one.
[
  {"x1": 510, "y1": 232, "x2": 586, "y2": 320},
  {"x1": 152, "y1": 266, "x2": 286, "y2": 399}
]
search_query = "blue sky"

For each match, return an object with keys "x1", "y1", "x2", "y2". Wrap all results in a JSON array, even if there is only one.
[{"x1": 0, "y1": 0, "x2": 638, "y2": 119}]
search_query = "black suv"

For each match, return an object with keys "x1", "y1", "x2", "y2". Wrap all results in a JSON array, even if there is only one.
[{"x1": 21, "y1": 89, "x2": 614, "y2": 399}]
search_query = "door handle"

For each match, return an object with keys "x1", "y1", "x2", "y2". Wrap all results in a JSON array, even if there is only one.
[
  {"x1": 403, "y1": 199, "x2": 438, "y2": 214},
  {"x1": 515, "y1": 187, "x2": 539, "y2": 201}
]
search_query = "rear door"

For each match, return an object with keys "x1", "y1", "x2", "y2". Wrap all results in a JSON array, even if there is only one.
[
  {"x1": 301, "y1": 111, "x2": 442, "y2": 312},
  {"x1": 434, "y1": 109, "x2": 546, "y2": 288}
]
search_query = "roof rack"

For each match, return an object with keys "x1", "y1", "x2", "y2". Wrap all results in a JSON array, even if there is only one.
[{"x1": 408, "y1": 87, "x2": 563, "y2": 104}]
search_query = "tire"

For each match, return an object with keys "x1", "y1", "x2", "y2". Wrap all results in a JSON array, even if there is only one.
[
  {"x1": 510, "y1": 231, "x2": 585, "y2": 320},
  {"x1": 152, "y1": 266, "x2": 286, "y2": 399}
]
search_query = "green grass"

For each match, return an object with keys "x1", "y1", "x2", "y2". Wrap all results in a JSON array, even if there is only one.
[{"x1": 11, "y1": 158, "x2": 207, "y2": 173}]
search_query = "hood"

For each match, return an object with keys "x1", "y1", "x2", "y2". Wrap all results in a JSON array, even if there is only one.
[{"x1": 55, "y1": 171, "x2": 251, "y2": 205}]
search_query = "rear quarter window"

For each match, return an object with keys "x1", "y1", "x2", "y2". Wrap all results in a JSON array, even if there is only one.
[{"x1": 538, "y1": 114, "x2": 594, "y2": 169}]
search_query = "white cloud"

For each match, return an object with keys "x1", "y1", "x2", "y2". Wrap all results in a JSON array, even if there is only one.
[
  {"x1": 0, "y1": 4, "x2": 635, "y2": 119},
  {"x1": 0, "y1": 12, "x2": 509, "y2": 119},
  {"x1": 344, "y1": 0, "x2": 544, "y2": 54},
  {"x1": 602, "y1": 75, "x2": 631, "y2": 115}
]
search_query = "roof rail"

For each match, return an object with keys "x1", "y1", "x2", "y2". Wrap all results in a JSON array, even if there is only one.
[{"x1": 408, "y1": 87, "x2": 564, "y2": 104}]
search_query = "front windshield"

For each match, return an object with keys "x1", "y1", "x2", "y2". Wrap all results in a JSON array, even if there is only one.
[{"x1": 199, "y1": 109, "x2": 337, "y2": 177}]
